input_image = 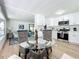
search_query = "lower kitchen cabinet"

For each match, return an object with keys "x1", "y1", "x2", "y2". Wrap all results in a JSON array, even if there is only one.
[{"x1": 69, "y1": 32, "x2": 79, "y2": 44}]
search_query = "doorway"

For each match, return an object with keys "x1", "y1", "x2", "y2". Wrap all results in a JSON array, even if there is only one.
[{"x1": 28, "y1": 24, "x2": 34, "y2": 37}]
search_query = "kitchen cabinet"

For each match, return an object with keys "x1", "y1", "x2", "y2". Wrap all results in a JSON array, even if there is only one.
[
  {"x1": 66, "y1": 13, "x2": 79, "y2": 25},
  {"x1": 69, "y1": 31, "x2": 79, "y2": 44},
  {"x1": 35, "y1": 14, "x2": 45, "y2": 26},
  {"x1": 51, "y1": 12, "x2": 79, "y2": 26},
  {"x1": 45, "y1": 18, "x2": 51, "y2": 26},
  {"x1": 69, "y1": 16, "x2": 75, "y2": 25},
  {"x1": 73, "y1": 15, "x2": 79, "y2": 24},
  {"x1": 52, "y1": 18, "x2": 58, "y2": 26},
  {"x1": 52, "y1": 15, "x2": 70, "y2": 26},
  {"x1": 45, "y1": 18, "x2": 57, "y2": 26},
  {"x1": 52, "y1": 31, "x2": 57, "y2": 40},
  {"x1": 55, "y1": 15, "x2": 76, "y2": 25}
]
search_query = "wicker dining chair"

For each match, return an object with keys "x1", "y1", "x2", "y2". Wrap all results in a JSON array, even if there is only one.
[
  {"x1": 19, "y1": 45, "x2": 29, "y2": 59},
  {"x1": 43, "y1": 30, "x2": 52, "y2": 55},
  {"x1": 18, "y1": 30, "x2": 29, "y2": 59},
  {"x1": 43, "y1": 30, "x2": 52, "y2": 41},
  {"x1": 8, "y1": 54, "x2": 22, "y2": 59},
  {"x1": 39, "y1": 48, "x2": 49, "y2": 59},
  {"x1": 18, "y1": 30, "x2": 28, "y2": 43},
  {"x1": 27, "y1": 50, "x2": 39, "y2": 59}
]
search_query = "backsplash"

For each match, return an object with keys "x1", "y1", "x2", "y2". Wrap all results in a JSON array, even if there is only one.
[{"x1": 52, "y1": 24, "x2": 79, "y2": 32}]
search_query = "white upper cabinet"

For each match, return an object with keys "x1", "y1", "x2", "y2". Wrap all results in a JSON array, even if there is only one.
[
  {"x1": 35, "y1": 12, "x2": 79, "y2": 27},
  {"x1": 63, "y1": 13, "x2": 79, "y2": 25},
  {"x1": 35, "y1": 14, "x2": 45, "y2": 26},
  {"x1": 45, "y1": 18, "x2": 50, "y2": 26},
  {"x1": 54, "y1": 12, "x2": 79, "y2": 25},
  {"x1": 46, "y1": 18, "x2": 54, "y2": 26},
  {"x1": 63, "y1": 15, "x2": 74, "y2": 25},
  {"x1": 71, "y1": 13, "x2": 79, "y2": 25},
  {"x1": 50, "y1": 18, "x2": 58, "y2": 26},
  {"x1": 69, "y1": 31, "x2": 79, "y2": 44}
]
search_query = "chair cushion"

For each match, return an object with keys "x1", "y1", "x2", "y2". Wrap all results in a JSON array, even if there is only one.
[
  {"x1": 8, "y1": 54, "x2": 22, "y2": 59},
  {"x1": 60, "y1": 53, "x2": 74, "y2": 59}
]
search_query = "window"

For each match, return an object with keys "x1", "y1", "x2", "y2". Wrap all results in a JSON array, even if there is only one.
[{"x1": 0, "y1": 20, "x2": 5, "y2": 37}]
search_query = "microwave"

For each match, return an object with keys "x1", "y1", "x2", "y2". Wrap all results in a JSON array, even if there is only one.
[{"x1": 58, "y1": 20, "x2": 69, "y2": 25}]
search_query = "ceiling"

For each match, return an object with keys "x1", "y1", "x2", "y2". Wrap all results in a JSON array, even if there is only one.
[{"x1": 0, "y1": 0, "x2": 79, "y2": 21}]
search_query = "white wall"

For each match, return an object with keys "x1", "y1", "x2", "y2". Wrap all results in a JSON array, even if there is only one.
[
  {"x1": 8, "y1": 20, "x2": 34, "y2": 32},
  {"x1": 7, "y1": 20, "x2": 34, "y2": 37}
]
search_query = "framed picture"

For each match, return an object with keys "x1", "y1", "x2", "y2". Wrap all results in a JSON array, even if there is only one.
[{"x1": 19, "y1": 24, "x2": 24, "y2": 29}]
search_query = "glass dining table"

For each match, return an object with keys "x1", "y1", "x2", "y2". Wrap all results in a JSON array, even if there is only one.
[
  {"x1": 19, "y1": 36, "x2": 53, "y2": 49},
  {"x1": 19, "y1": 36, "x2": 55, "y2": 59}
]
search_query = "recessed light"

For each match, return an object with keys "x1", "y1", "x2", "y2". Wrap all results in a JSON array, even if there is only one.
[{"x1": 56, "y1": 10, "x2": 65, "y2": 15}]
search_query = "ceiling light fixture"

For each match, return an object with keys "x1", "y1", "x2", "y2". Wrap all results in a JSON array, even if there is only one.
[{"x1": 56, "y1": 10, "x2": 65, "y2": 15}]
